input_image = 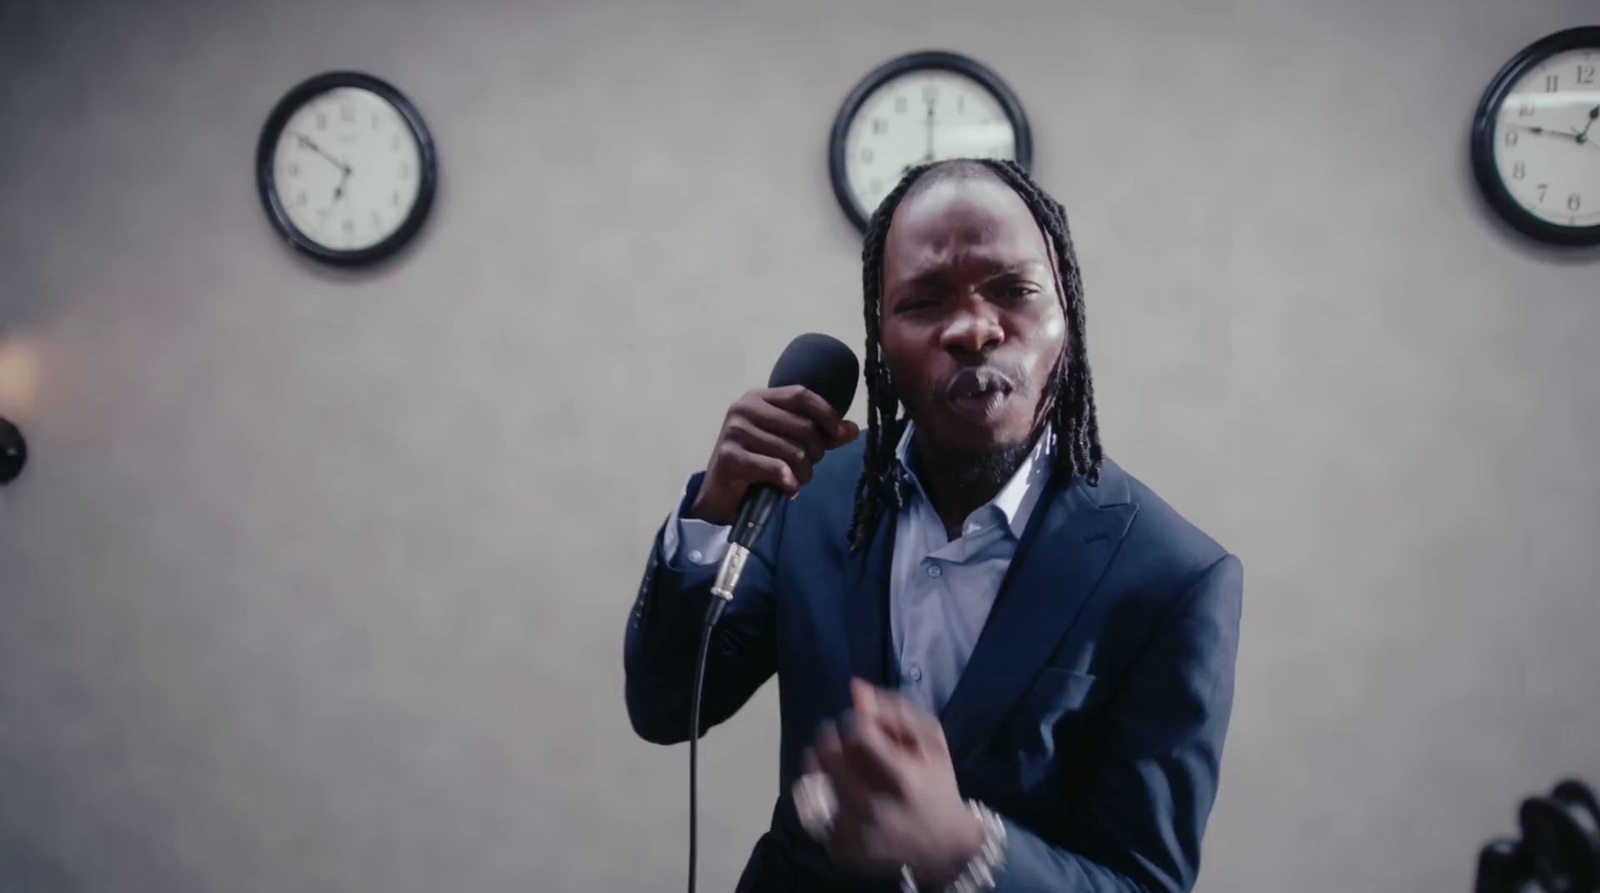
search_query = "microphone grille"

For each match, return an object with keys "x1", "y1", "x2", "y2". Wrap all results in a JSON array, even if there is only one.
[{"x1": 768, "y1": 333, "x2": 860, "y2": 417}]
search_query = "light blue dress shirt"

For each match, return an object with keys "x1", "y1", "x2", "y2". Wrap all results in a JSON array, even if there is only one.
[{"x1": 662, "y1": 423, "x2": 1055, "y2": 716}]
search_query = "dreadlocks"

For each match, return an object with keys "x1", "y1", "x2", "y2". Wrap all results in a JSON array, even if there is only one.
[{"x1": 846, "y1": 158, "x2": 1102, "y2": 554}]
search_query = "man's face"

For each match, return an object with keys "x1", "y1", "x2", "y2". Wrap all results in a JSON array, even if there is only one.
[{"x1": 879, "y1": 173, "x2": 1067, "y2": 456}]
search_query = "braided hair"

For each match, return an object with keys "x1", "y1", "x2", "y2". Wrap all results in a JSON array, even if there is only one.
[{"x1": 846, "y1": 158, "x2": 1102, "y2": 553}]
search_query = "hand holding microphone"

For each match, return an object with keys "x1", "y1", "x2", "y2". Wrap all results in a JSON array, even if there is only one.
[
  {"x1": 690, "y1": 334, "x2": 860, "y2": 602},
  {"x1": 688, "y1": 385, "x2": 859, "y2": 526}
]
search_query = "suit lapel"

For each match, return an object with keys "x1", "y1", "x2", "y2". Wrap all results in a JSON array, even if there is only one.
[
  {"x1": 844, "y1": 508, "x2": 897, "y2": 691},
  {"x1": 940, "y1": 464, "x2": 1137, "y2": 771}
]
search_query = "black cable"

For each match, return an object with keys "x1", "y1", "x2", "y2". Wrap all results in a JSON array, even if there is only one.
[{"x1": 689, "y1": 597, "x2": 727, "y2": 893}]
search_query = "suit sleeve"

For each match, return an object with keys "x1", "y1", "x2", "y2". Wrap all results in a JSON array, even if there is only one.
[
  {"x1": 661, "y1": 474, "x2": 734, "y2": 569},
  {"x1": 993, "y1": 553, "x2": 1244, "y2": 893},
  {"x1": 623, "y1": 472, "x2": 781, "y2": 746}
]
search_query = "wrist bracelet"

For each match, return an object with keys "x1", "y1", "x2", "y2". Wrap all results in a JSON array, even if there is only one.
[{"x1": 899, "y1": 799, "x2": 1008, "y2": 893}]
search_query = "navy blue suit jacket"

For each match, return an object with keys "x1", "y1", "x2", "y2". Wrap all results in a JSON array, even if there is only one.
[{"x1": 625, "y1": 441, "x2": 1243, "y2": 892}]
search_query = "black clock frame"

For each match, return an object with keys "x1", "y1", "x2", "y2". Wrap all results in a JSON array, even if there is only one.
[
  {"x1": 1470, "y1": 26, "x2": 1600, "y2": 247},
  {"x1": 828, "y1": 50, "x2": 1034, "y2": 233},
  {"x1": 255, "y1": 71, "x2": 438, "y2": 267}
]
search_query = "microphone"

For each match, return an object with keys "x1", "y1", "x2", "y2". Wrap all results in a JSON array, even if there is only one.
[{"x1": 711, "y1": 333, "x2": 860, "y2": 602}]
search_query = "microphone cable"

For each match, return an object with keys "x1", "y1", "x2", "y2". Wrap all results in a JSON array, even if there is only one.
[{"x1": 688, "y1": 595, "x2": 728, "y2": 893}]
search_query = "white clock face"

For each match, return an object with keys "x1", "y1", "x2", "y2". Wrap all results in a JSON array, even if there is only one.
[
  {"x1": 271, "y1": 86, "x2": 423, "y2": 252},
  {"x1": 842, "y1": 69, "x2": 1018, "y2": 220},
  {"x1": 1493, "y1": 48, "x2": 1600, "y2": 228}
]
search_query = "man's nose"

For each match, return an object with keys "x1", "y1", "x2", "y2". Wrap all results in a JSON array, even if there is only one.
[{"x1": 939, "y1": 300, "x2": 1003, "y2": 356}]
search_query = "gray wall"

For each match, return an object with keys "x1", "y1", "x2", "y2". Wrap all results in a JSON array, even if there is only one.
[{"x1": 2, "y1": 1, "x2": 1597, "y2": 891}]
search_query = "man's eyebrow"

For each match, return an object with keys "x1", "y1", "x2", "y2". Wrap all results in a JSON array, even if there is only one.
[{"x1": 890, "y1": 260, "x2": 1046, "y2": 294}]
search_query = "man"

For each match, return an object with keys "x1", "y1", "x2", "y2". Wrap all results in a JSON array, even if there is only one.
[{"x1": 624, "y1": 158, "x2": 1242, "y2": 893}]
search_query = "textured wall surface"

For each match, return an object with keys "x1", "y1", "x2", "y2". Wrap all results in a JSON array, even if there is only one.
[{"x1": 1, "y1": 1, "x2": 1597, "y2": 891}]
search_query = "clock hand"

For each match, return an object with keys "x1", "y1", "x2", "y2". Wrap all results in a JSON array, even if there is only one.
[
  {"x1": 331, "y1": 166, "x2": 351, "y2": 204},
  {"x1": 923, "y1": 98, "x2": 936, "y2": 162},
  {"x1": 295, "y1": 132, "x2": 352, "y2": 173},
  {"x1": 1556, "y1": 126, "x2": 1596, "y2": 147},
  {"x1": 1509, "y1": 123, "x2": 1581, "y2": 142},
  {"x1": 1577, "y1": 106, "x2": 1599, "y2": 141}
]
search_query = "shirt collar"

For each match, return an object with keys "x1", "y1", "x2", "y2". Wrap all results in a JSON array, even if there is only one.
[{"x1": 893, "y1": 421, "x2": 1055, "y2": 538}]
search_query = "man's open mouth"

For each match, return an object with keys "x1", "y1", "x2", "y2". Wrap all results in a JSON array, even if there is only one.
[{"x1": 942, "y1": 368, "x2": 1017, "y2": 423}]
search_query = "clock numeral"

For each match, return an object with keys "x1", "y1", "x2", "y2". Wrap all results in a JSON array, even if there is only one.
[
  {"x1": 286, "y1": 161, "x2": 300, "y2": 177},
  {"x1": 1545, "y1": 74, "x2": 1559, "y2": 92},
  {"x1": 316, "y1": 111, "x2": 328, "y2": 130},
  {"x1": 956, "y1": 94, "x2": 965, "y2": 113},
  {"x1": 296, "y1": 189, "x2": 308, "y2": 207},
  {"x1": 1569, "y1": 193, "x2": 1582, "y2": 211},
  {"x1": 872, "y1": 117, "x2": 887, "y2": 135},
  {"x1": 339, "y1": 105, "x2": 356, "y2": 123},
  {"x1": 894, "y1": 95, "x2": 908, "y2": 114},
  {"x1": 1505, "y1": 129, "x2": 1519, "y2": 147},
  {"x1": 392, "y1": 190, "x2": 401, "y2": 207},
  {"x1": 371, "y1": 210, "x2": 382, "y2": 229},
  {"x1": 372, "y1": 113, "x2": 380, "y2": 130},
  {"x1": 391, "y1": 134, "x2": 402, "y2": 151},
  {"x1": 1537, "y1": 183, "x2": 1548, "y2": 203},
  {"x1": 922, "y1": 83, "x2": 938, "y2": 103},
  {"x1": 1518, "y1": 101, "x2": 1536, "y2": 116},
  {"x1": 860, "y1": 147, "x2": 874, "y2": 163},
  {"x1": 1512, "y1": 161, "x2": 1525, "y2": 180},
  {"x1": 343, "y1": 218, "x2": 355, "y2": 234},
  {"x1": 400, "y1": 162, "x2": 412, "y2": 178},
  {"x1": 1579, "y1": 64, "x2": 1597, "y2": 85}
]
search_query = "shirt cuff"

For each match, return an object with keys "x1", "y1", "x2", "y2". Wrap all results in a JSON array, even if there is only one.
[{"x1": 661, "y1": 473, "x2": 732, "y2": 569}]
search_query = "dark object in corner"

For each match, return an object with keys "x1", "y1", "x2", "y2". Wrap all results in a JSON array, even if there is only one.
[
  {"x1": 0, "y1": 417, "x2": 26, "y2": 484},
  {"x1": 1477, "y1": 777, "x2": 1600, "y2": 893}
]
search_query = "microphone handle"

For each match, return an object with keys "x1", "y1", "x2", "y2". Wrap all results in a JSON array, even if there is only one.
[
  {"x1": 711, "y1": 484, "x2": 783, "y2": 602},
  {"x1": 730, "y1": 483, "x2": 783, "y2": 550}
]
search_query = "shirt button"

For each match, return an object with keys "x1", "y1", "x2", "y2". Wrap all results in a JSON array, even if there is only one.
[
  {"x1": 688, "y1": 550, "x2": 703, "y2": 563},
  {"x1": 927, "y1": 564, "x2": 942, "y2": 578},
  {"x1": 907, "y1": 664, "x2": 923, "y2": 683}
]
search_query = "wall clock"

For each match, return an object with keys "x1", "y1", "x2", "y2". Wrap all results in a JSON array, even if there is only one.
[
  {"x1": 829, "y1": 51, "x2": 1032, "y2": 232},
  {"x1": 1471, "y1": 27, "x2": 1600, "y2": 246},
  {"x1": 255, "y1": 71, "x2": 438, "y2": 266}
]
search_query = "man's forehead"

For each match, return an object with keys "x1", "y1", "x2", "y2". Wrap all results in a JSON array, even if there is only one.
[{"x1": 884, "y1": 175, "x2": 1054, "y2": 276}]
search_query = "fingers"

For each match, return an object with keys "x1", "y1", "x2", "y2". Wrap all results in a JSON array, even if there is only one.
[
  {"x1": 815, "y1": 712, "x2": 906, "y2": 801},
  {"x1": 814, "y1": 718, "x2": 885, "y2": 811},
  {"x1": 699, "y1": 385, "x2": 862, "y2": 522},
  {"x1": 880, "y1": 694, "x2": 946, "y2": 757},
  {"x1": 715, "y1": 388, "x2": 863, "y2": 497},
  {"x1": 712, "y1": 440, "x2": 801, "y2": 494},
  {"x1": 845, "y1": 711, "x2": 909, "y2": 796},
  {"x1": 767, "y1": 386, "x2": 858, "y2": 449},
  {"x1": 792, "y1": 751, "x2": 837, "y2": 843},
  {"x1": 838, "y1": 419, "x2": 861, "y2": 445},
  {"x1": 850, "y1": 678, "x2": 879, "y2": 718},
  {"x1": 724, "y1": 417, "x2": 818, "y2": 485},
  {"x1": 851, "y1": 678, "x2": 945, "y2": 757},
  {"x1": 813, "y1": 720, "x2": 865, "y2": 808},
  {"x1": 732, "y1": 399, "x2": 826, "y2": 465}
]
